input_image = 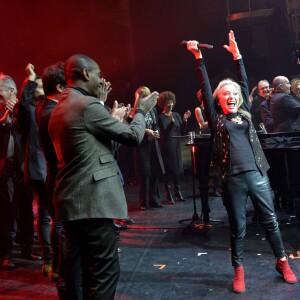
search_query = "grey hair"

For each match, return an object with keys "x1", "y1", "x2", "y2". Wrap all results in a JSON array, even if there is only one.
[{"x1": 0, "y1": 73, "x2": 17, "y2": 94}]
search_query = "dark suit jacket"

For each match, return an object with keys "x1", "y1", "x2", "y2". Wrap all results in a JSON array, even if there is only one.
[
  {"x1": 260, "y1": 99, "x2": 274, "y2": 133},
  {"x1": 270, "y1": 92, "x2": 300, "y2": 132},
  {"x1": 17, "y1": 81, "x2": 46, "y2": 182},
  {"x1": 0, "y1": 109, "x2": 24, "y2": 176},
  {"x1": 35, "y1": 98, "x2": 58, "y2": 218},
  {"x1": 250, "y1": 95, "x2": 265, "y2": 131},
  {"x1": 48, "y1": 87, "x2": 146, "y2": 221},
  {"x1": 135, "y1": 107, "x2": 165, "y2": 177}
]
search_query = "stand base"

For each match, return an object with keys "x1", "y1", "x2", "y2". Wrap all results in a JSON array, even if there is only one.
[{"x1": 178, "y1": 213, "x2": 224, "y2": 232}]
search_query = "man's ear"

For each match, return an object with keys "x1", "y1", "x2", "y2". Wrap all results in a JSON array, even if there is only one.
[
  {"x1": 82, "y1": 69, "x2": 89, "y2": 81},
  {"x1": 56, "y1": 84, "x2": 64, "y2": 93}
]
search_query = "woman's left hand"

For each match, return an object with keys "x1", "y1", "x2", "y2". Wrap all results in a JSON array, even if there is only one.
[{"x1": 223, "y1": 30, "x2": 241, "y2": 60}]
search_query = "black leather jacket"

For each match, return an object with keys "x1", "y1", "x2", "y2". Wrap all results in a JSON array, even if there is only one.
[{"x1": 195, "y1": 58, "x2": 269, "y2": 182}]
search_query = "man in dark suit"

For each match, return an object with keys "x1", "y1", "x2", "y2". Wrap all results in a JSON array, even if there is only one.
[
  {"x1": 16, "y1": 64, "x2": 52, "y2": 276},
  {"x1": 260, "y1": 95, "x2": 274, "y2": 133},
  {"x1": 0, "y1": 74, "x2": 39, "y2": 268},
  {"x1": 48, "y1": 54, "x2": 159, "y2": 299},
  {"x1": 270, "y1": 76, "x2": 300, "y2": 132},
  {"x1": 0, "y1": 74, "x2": 20, "y2": 269},
  {"x1": 35, "y1": 62, "x2": 66, "y2": 284},
  {"x1": 250, "y1": 80, "x2": 270, "y2": 131}
]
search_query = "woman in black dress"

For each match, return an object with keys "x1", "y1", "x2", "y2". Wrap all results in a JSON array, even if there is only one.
[
  {"x1": 157, "y1": 91, "x2": 191, "y2": 204},
  {"x1": 131, "y1": 86, "x2": 165, "y2": 211},
  {"x1": 186, "y1": 31, "x2": 297, "y2": 293}
]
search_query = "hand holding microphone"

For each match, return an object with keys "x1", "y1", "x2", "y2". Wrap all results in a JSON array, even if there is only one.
[
  {"x1": 180, "y1": 41, "x2": 213, "y2": 50},
  {"x1": 182, "y1": 40, "x2": 204, "y2": 59}
]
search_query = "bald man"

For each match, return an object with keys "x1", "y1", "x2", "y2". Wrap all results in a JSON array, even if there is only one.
[
  {"x1": 270, "y1": 76, "x2": 300, "y2": 132},
  {"x1": 48, "y1": 54, "x2": 158, "y2": 299}
]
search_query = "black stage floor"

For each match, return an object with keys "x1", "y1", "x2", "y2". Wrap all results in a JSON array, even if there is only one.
[{"x1": 1, "y1": 177, "x2": 300, "y2": 299}]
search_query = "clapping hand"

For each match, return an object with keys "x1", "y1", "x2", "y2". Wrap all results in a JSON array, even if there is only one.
[
  {"x1": 98, "y1": 78, "x2": 112, "y2": 103},
  {"x1": 137, "y1": 91, "x2": 159, "y2": 113},
  {"x1": 111, "y1": 101, "x2": 128, "y2": 122},
  {"x1": 183, "y1": 110, "x2": 191, "y2": 122},
  {"x1": 6, "y1": 98, "x2": 17, "y2": 113}
]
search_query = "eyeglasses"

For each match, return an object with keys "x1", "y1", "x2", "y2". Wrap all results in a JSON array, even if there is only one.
[{"x1": 259, "y1": 86, "x2": 269, "y2": 91}]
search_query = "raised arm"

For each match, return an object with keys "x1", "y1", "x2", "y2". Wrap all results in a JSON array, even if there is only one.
[
  {"x1": 224, "y1": 30, "x2": 250, "y2": 112},
  {"x1": 186, "y1": 41, "x2": 218, "y2": 130}
]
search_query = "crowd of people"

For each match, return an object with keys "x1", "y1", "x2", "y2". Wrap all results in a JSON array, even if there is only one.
[{"x1": 0, "y1": 29, "x2": 299, "y2": 298}]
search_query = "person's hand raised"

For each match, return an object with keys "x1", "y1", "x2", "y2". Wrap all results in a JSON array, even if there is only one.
[
  {"x1": 136, "y1": 91, "x2": 159, "y2": 113},
  {"x1": 98, "y1": 78, "x2": 112, "y2": 102},
  {"x1": 223, "y1": 30, "x2": 241, "y2": 60},
  {"x1": 111, "y1": 101, "x2": 127, "y2": 122},
  {"x1": 25, "y1": 63, "x2": 36, "y2": 81},
  {"x1": 186, "y1": 41, "x2": 202, "y2": 59}
]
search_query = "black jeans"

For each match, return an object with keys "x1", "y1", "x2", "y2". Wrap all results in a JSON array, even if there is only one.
[
  {"x1": 222, "y1": 170, "x2": 285, "y2": 267},
  {"x1": 29, "y1": 179, "x2": 52, "y2": 264},
  {"x1": 63, "y1": 218, "x2": 119, "y2": 300}
]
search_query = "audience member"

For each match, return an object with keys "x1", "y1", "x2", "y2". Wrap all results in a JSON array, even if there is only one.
[
  {"x1": 270, "y1": 76, "x2": 300, "y2": 132},
  {"x1": 157, "y1": 91, "x2": 191, "y2": 204},
  {"x1": 35, "y1": 62, "x2": 66, "y2": 283},
  {"x1": 0, "y1": 74, "x2": 41, "y2": 269},
  {"x1": 48, "y1": 54, "x2": 159, "y2": 299},
  {"x1": 130, "y1": 86, "x2": 165, "y2": 211},
  {"x1": 250, "y1": 80, "x2": 270, "y2": 131},
  {"x1": 291, "y1": 78, "x2": 300, "y2": 102},
  {"x1": 16, "y1": 64, "x2": 52, "y2": 276}
]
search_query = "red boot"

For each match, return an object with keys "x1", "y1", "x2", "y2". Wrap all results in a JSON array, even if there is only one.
[
  {"x1": 233, "y1": 266, "x2": 246, "y2": 293},
  {"x1": 276, "y1": 257, "x2": 297, "y2": 283}
]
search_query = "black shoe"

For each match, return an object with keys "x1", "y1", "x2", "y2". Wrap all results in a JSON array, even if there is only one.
[
  {"x1": 115, "y1": 217, "x2": 135, "y2": 225},
  {"x1": 21, "y1": 249, "x2": 42, "y2": 261},
  {"x1": 113, "y1": 222, "x2": 127, "y2": 231},
  {"x1": 175, "y1": 192, "x2": 186, "y2": 201},
  {"x1": 150, "y1": 204, "x2": 164, "y2": 208},
  {"x1": 2, "y1": 256, "x2": 15, "y2": 269},
  {"x1": 122, "y1": 217, "x2": 135, "y2": 224}
]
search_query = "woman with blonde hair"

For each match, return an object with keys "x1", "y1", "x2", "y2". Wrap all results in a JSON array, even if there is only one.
[
  {"x1": 130, "y1": 86, "x2": 165, "y2": 211},
  {"x1": 186, "y1": 30, "x2": 297, "y2": 293}
]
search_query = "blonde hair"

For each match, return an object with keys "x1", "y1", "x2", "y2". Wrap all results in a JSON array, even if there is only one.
[
  {"x1": 131, "y1": 86, "x2": 151, "y2": 117},
  {"x1": 213, "y1": 79, "x2": 251, "y2": 118}
]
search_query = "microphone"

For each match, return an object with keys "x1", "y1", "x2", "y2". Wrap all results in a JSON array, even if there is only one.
[
  {"x1": 0, "y1": 109, "x2": 10, "y2": 124},
  {"x1": 180, "y1": 41, "x2": 213, "y2": 50}
]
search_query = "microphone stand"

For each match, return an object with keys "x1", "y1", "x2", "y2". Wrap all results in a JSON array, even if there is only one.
[
  {"x1": 178, "y1": 136, "x2": 203, "y2": 230},
  {"x1": 179, "y1": 134, "x2": 223, "y2": 231}
]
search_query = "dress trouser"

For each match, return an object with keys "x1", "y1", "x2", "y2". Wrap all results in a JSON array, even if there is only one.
[
  {"x1": 0, "y1": 163, "x2": 14, "y2": 258},
  {"x1": 222, "y1": 170, "x2": 286, "y2": 267},
  {"x1": 63, "y1": 219, "x2": 119, "y2": 300},
  {"x1": 29, "y1": 179, "x2": 51, "y2": 264},
  {"x1": 139, "y1": 175, "x2": 161, "y2": 207},
  {"x1": 46, "y1": 172, "x2": 63, "y2": 273}
]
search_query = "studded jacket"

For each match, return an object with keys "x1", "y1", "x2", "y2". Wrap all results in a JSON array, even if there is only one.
[{"x1": 195, "y1": 58, "x2": 270, "y2": 182}]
